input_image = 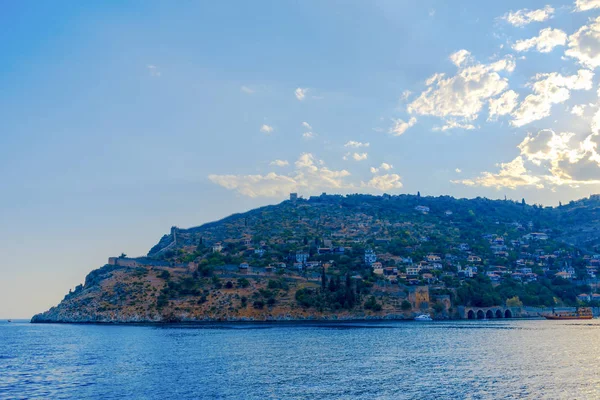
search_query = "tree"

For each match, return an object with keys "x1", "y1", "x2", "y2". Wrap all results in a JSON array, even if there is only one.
[
  {"x1": 506, "y1": 296, "x2": 523, "y2": 307},
  {"x1": 159, "y1": 270, "x2": 171, "y2": 280},
  {"x1": 401, "y1": 300, "x2": 412, "y2": 311},
  {"x1": 417, "y1": 191, "x2": 421, "y2": 198},
  {"x1": 521, "y1": 198, "x2": 526, "y2": 206},
  {"x1": 321, "y1": 266, "x2": 327, "y2": 290}
]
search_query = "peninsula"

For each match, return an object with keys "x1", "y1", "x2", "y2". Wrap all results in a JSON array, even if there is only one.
[{"x1": 32, "y1": 193, "x2": 600, "y2": 323}]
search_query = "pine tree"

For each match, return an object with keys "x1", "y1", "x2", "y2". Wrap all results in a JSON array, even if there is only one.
[
  {"x1": 417, "y1": 191, "x2": 421, "y2": 198},
  {"x1": 321, "y1": 266, "x2": 327, "y2": 290},
  {"x1": 328, "y1": 277, "x2": 336, "y2": 292}
]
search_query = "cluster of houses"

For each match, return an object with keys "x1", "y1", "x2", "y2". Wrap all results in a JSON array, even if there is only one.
[{"x1": 357, "y1": 231, "x2": 600, "y2": 289}]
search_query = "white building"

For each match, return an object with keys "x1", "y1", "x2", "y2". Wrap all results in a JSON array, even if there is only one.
[{"x1": 365, "y1": 249, "x2": 377, "y2": 265}]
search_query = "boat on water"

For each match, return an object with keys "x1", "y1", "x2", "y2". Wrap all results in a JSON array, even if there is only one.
[
  {"x1": 414, "y1": 314, "x2": 433, "y2": 321},
  {"x1": 7, "y1": 319, "x2": 12, "y2": 323},
  {"x1": 543, "y1": 307, "x2": 593, "y2": 320}
]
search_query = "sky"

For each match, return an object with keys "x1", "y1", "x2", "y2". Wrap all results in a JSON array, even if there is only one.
[{"x1": 2, "y1": 1, "x2": 600, "y2": 318}]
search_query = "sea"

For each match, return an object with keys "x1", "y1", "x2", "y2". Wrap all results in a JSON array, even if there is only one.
[{"x1": 1, "y1": 319, "x2": 600, "y2": 399}]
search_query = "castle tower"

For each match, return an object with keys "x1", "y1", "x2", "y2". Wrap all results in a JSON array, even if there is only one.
[{"x1": 171, "y1": 226, "x2": 179, "y2": 244}]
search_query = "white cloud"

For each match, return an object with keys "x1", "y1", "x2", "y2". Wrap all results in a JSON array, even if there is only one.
[
  {"x1": 295, "y1": 87, "x2": 308, "y2": 101},
  {"x1": 302, "y1": 132, "x2": 315, "y2": 139},
  {"x1": 512, "y1": 28, "x2": 567, "y2": 53},
  {"x1": 575, "y1": 0, "x2": 600, "y2": 12},
  {"x1": 449, "y1": 49, "x2": 472, "y2": 67},
  {"x1": 302, "y1": 121, "x2": 312, "y2": 129},
  {"x1": 270, "y1": 159, "x2": 289, "y2": 167},
  {"x1": 489, "y1": 90, "x2": 519, "y2": 119},
  {"x1": 408, "y1": 53, "x2": 515, "y2": 121},
  {"x1": 389, "y1": 117, "x2": 417, "y2": 136},
  {"x1": 511, "y1": 69, "x2": 594, "y2": 127},
  {"x1": 571, "y1": 104, "x2": 587, "y2": 116},
  {"x1": 147, "y1": 65, "x2": 161, "y2": 77},
  {"x1": 454, "y1": 128, "x2": 600, "y2": 188},
  {"x1": 454, "y1": 156, "x2": 544, "y2": 189},
  {"x1": 565, "y1": 17, "x2": 600, "y2": 68},
  {"x1": 240, "y1": 86, "x2": 254, "y2": 94},
  {"x1": 344, "y1": 152, "x2": 368, "y2": 161},
  {"x1": 455, "y1": 168, "x2": 462, "y2": 173},
  {"x1": 501, "y1": 5, "x2": 554, "y2": 27},
  {"x1": 260, "y1": 124, "x2": 274, "y2": 133},
  {"x1": 400, "y1": 90, "x2": 412, "y2": 101},
  {"x1": 209, "y1": 153, "x2": 353, "y2": 197},
  {"x1": 370, "y1": 163, "x2": 393, "y2": 174},
  {"x1": 363, "y1": 174, "x2": 403, "y2": 191},
  {"x1": 344, "y1": 141, "x2": 370, "y2": 148},
  {"x1": 433, "y1": 119, "x2": 476, "y2": 131}
]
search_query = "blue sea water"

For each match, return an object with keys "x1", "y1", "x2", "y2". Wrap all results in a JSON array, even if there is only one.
[{"x1": 2, "y1": 319, "x2": 600, "y2": 399}]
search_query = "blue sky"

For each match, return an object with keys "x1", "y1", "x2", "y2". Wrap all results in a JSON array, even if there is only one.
[{"x1": 2, "y1": 1, "x2": 600, "y2": 317}]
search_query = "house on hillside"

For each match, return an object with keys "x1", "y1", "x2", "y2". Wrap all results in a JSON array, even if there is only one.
[
  {"x1": 406, "y1": 266, "x2": 421, "y2": 276},
  {"x1": 467, "y1": 255, "x2": 482, "y2": 263},
  {"x1": 577, "y1": 293, "x2": 591, "y2": 302},
  {"x1": 296, "y1": 251, "x2": 309, "y2": 264},
  {"x1": 365, "y1": 249, "x2": 377, "y2": 265},
  {"x1": 212, "y1": 243, "x2": 223, "y2": 253}
]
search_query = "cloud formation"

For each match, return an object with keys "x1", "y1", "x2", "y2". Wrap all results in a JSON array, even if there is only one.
[
  {"x1": 511, "y1": 69, "x2": 594, "y2": 127},
  {"x1": 575, "y1": 0, "x2": 600, "y2": 12},
  {"x1": 295, "y1": 87, "x2": 308, "y2": 101},
  {"x1": 408, "y1": 51, "x2": 515, "y2": 123},
  {"x1": 344, "y1": 141, "x2": 370, "y2": 148},
  {"x1": 454, "y1": 128, "x2": 600, "y2": 189},
  {"x1": 512, "y1": 28, "x2": 567, "y2": 53},
  {"x1": 344, "y1": 152, "x2": 368, "y2": 161},
  {"x1": 363, "y1": 174, "x2": 403, "y2": 191},
  {"x1": 370, "y1": 163, "x2": 393, "y2": 174},
  {"x1": 565, "y1": 17, "x2": 600, "y2": 68},
  {"x1": 433, "y1": 119, "x2": 476, "y2": 131},
  {"x1": 489, "y1": 90, "x2": 519, "y2": 120},
  {"x1": 270, "y1": 159, "x2": 289, "y2": 167},
  {"x1": 389, "y1": 117, "x2": 417, "y2": 136},
  {"x1": 501, "y1": 6, "x2": 554, "y2": 27},
  {"x1": 209, "y1": 153, "x2": 403, "y2": 197},
  {"x1": 260, "y1": 124, "x2": 274, "y2": 133},
  {"x1": 240, "y1": 86, "x2": 254, "y2": 94}
]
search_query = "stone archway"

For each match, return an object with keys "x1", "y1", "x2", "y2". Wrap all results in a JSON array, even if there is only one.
[
  {"x1": 486, "y1": 310, "x2": 494, "y2": 319},
  {"x1": 468, "y1": 310, "x2": 475, "y2": 319},
  {"x1": 504, "y1": 309, "x2": 512, "y2": 318},
  {"x1": 477, "y1": 310, "x2": 485, "y2": 319},
  {"x1": 495, "y1": 309, "x2": 503, "y2": 318}
]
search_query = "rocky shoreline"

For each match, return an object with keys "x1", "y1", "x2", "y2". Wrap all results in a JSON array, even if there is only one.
[{"x1": 30, "y1": 310, "x2": 420, "y2": 324}]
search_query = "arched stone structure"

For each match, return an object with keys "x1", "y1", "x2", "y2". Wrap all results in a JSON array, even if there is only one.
[{"x1": 458, "y1": 306, "x2": 521, "y2": 319}]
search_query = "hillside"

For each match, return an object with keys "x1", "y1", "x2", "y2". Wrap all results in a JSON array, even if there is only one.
[{"x1": 32, "y1": 193, "x2": 600, "y2": 323}]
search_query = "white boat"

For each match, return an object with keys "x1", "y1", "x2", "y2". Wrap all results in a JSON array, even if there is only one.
[{"x1": 414, "y1": 314, "x2": 433, "y2": 321}]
